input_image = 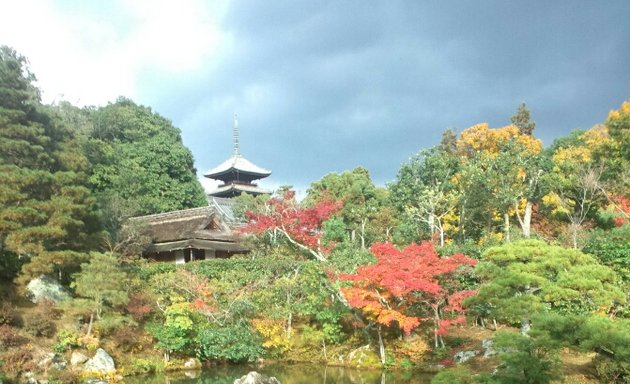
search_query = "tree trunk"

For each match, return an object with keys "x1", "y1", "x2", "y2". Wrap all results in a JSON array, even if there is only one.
[
  {"x1": 86, "y1": 312, "x2": 94, "y2": 336},
  {"x1": 433, "y1": 305, "x2": 444, "y2": 348},
  {"x1": 570, "y1": 222, "x2": 580, "y2": 249},
  {"x1": 522, "y1": 201, "x2": 532, "y2": 238},
  {"x1": 360, "y1": 218, "x2": 367, "y2": 249},
  {"x1": 377, "y1": 325, "x2": 386, "y2": 366},
  {"x1": 286, "y1": 312, "x2": 293, "y2": 339},
  {"x1": 515, "y1": 200, "x2": 533, "y2": 238},
  {"x1": 504, "y1": 212, "x2": 511, "y2": 242}
]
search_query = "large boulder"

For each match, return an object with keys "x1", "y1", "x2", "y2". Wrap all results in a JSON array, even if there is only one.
[
  {"x1": 234, "y1": 371, "x2": 281, "y2": 384},
  {"x1": 26, "y1": 276, "x2": 70, "y2": 303},
  {"x1": 83, "y1": 348, "x2": 115, "y2": 374}
]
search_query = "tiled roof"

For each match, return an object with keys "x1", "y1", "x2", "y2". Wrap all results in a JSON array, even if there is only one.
[
  {"x1": 207, "y1": 183, "x2": 271, "y2": 198},
  {"x1": 203, "y1": 155, "x2": 271, "y2": 179}
]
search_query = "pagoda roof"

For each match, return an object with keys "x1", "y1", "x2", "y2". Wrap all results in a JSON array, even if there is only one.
[
  {"x1": 203, "y1": 154, "x2": 272, "y2": 179},
  {"x1": 207, "y1": 183, "x2": 271, "y2": 198}
]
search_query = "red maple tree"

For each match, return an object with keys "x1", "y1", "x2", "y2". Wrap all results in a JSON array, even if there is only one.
[
  {"x1": 611, "y1": 195, "x2": 630, "y2": 227},
  {"x1": 240, "y1": 191, "x2": 342, "y2": 262},
  {"x1": 340, "y1": 241, "x2": 477, "y2": 361}
]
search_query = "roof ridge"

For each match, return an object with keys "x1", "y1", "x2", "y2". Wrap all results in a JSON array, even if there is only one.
[{"x1": 129, "y1": 205, "x2": 214, "y2": 221}]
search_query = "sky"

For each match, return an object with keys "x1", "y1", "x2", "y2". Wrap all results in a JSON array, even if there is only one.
[{"x1": 1, "y1": 0, "x2": 629, "y2": 195}]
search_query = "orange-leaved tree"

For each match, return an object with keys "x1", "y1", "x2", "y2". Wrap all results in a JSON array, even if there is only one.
[{"x1": 340, "y1": 242, "x2": 477, "y2": 364}]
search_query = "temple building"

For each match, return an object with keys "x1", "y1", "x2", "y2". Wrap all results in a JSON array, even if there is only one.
[
  {"x1": 130, "y1": 115, "x2": 271, "y2": 264},
  {"x1": 128, "y1": 206, "x2": 247, "y2": 264},
  {"x1": 204, "y1": 114, "x2": 272, "y2": 198}
]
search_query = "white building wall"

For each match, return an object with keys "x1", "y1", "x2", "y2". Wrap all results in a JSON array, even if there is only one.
[{"x1": 175, "y1": 249, "x2": 185, "y2": 264}]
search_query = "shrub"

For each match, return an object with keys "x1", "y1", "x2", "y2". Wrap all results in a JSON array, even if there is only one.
[
  {"x1": 489, "y1": 331, "x2": 561, "y2": 384},
  {"x1": 94, "y1": 314, "x2": 134, "y2": 337},
  {"x1": 130, "y1": 357, "x2": 164, "y2": 375},
  {"x1": 0, "y1": 324, "x2": 23, "y2": 348},
  {"x1": 37, "y1": 299, "x2": 61, "y2": 320},
  {"x1": 0, "y1": 346, "x2": 36, "y2": 376},
  {"x1": 251, "y1": 318, "x2": 291, "y2": 356},
  {"x1": 195, "y1": 321, "x2": 263, "y2": 362},
  {"x1": 23, "y1": 312, "x2": 56, "y2": 337},
  {"x1": 594, "y1": 355, "x2": 630, "y2": 384},
  {"x1": 395, "y1": 336, "x2": 430, "y2": 362},
  {"x1": 583, "y1": 224, "x2": 630, "y2": 281},
  {"x1": 431, "y1": 366, "x2": 477, "y2": 384},
  {"x1": 47, "y1": 368, "x2": 80, "y2": 384},
  {"x1": 110, "y1": 325, "x2": 144, "y2": 353},
  {"x1": 77, "y1": 333, "x2": 100, "y2": 351},
  {"x1": 126, "y1": 292, "x2": 153, "y2": 322},
  {"x1": 54, "y1": 328, "x2": 79, "y2": 353},
  {"x1": 0, "y1": 302, "x2": 20, "y2": 326}
]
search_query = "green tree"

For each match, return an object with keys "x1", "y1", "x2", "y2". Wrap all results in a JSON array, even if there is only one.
[
  {"x1": 389, "y1": 146, "x2": 460, "y2": 245},
  {"x1": 306, "y1": 167, "x2": 389, "y2": 248},
  {"x1": 86, "y1": 98, "x2": 207, "y2": 241},
  {"x1": 72, "y1": 252, "x2": 129, "y2": 336},
  {"x1": 0, "y1": 46, "x2": 100, "y2": 285},
  {"x1": 467, "y1": 240, "x2": 625, "y2": 331},
  {"x1": 606, "y1": 100, "x2": 630, "y2": 161},
  {"x1": 148, "y1": 302, "x2": 198, "y2": 361},
  {"x1": 487, "y1": 330, "x2": 561, "y2": 384}
]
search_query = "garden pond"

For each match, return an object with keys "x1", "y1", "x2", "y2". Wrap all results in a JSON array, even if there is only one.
[{"x1": 123, "y1": 363, "x2": 436, "y2": 383}]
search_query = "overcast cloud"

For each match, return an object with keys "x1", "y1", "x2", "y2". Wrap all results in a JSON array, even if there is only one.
[{"x1": 1, "y1": 0, "x2": 629, "y2": 194}]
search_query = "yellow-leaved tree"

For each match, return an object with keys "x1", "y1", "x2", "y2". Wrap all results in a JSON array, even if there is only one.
[{"x1": 456, "y1": 124, "x2": 544, "y2": 240}]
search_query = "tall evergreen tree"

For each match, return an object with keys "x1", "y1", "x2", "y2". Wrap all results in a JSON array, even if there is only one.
[
  {"x1": 511, "y1": 102, "x2": 536, "y2": 136},
  {"x1": 0, "y1": 46, "x2": 100, "y2": 285}
]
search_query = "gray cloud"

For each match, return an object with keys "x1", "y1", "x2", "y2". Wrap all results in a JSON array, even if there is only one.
[{"x1": 138, "y1": 0, "x2": 630, "y2": 192}]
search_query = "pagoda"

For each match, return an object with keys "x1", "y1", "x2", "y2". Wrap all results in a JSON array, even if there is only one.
[{"x1": 204, "y1": 115, "x2": 272, "y2": 198}]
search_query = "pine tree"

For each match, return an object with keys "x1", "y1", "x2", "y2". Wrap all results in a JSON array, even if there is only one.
[
  {"x1": 72, "y1": 252, "x2": 129, "y2": 335},
  {"x1": 511, "y1": 102, "x2": 536, "y2": 136},
  {"x1": 0, "y1": 46, "x2": 100, "y2": 285}
]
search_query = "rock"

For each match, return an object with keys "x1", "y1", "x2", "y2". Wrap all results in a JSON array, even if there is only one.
[
  {"x1": 71, "y1": 351, "x2": 89, "y2": 366},
  {"x1": 482, "y1": 338, "x2": 496, "y2": 358},
  {"x1": 37, "y1": 353, "x2": 67, "y2": 370},
  {"x1": 37, "y1": 352, "x2": 55, "y2": 368},
  {"x1": 482, "y1": 338, "x2": 515, "y2": 357},
  {"x1": 24, "y1": 372, "x2": 38, "y2": 384},
  {"x1": 453, "y1": 350, "x2": 479, "y2": 363},
  {"x1": 83, "y1": 348, "x2": 115, "y2": 374},
  {"x1": 26, "y1": 276, "x2": 70, "y2": 303},
  {"x1": 344, "y1": 344, "x2": 380, "y2": 368},
  {"x1": 233, "y1": 371, "x2": 281, "y2": 384},
  {"x1": 184, "y1": 357, "x2": 201, "y2": 369}
]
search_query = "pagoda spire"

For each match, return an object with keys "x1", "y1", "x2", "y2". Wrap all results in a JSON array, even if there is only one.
[
  {"x1": 204, "y1": 114, "x2": 271, "y2": 198},
  {"x1": 233, "y1": 113, "x2": 240, "y2": 156}
]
